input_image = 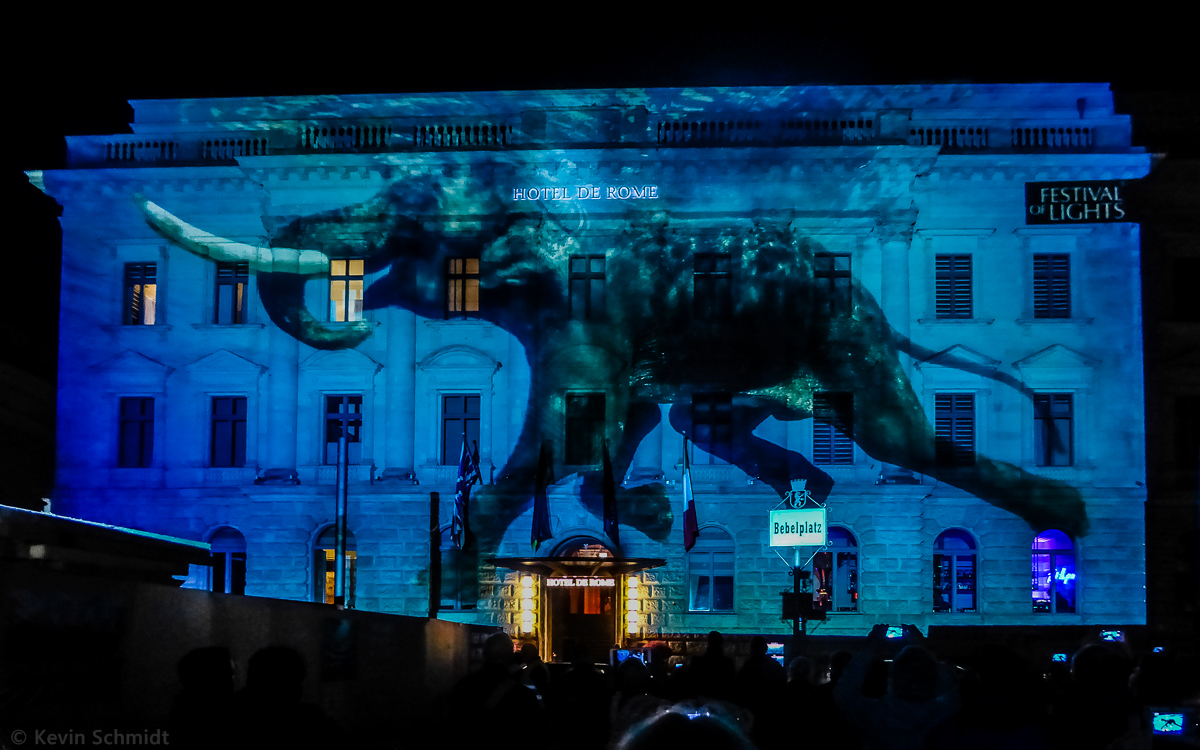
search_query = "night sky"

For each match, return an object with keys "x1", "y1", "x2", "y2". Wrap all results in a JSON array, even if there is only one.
[{"x1": 4, "y1": 15, "x2": 1197, "y2": 382}]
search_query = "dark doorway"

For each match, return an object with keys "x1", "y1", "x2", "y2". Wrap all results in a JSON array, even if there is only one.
[{"x1": 548, "y1": 538, "x2": 618, "y2": 663}]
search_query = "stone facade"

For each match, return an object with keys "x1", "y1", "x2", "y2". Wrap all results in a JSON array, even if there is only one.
[{"x1": 32, "y1": 83, "x2": 1150, "y2": 645}]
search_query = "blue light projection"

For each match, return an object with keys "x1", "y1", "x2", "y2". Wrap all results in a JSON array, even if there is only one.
[{"x1": 137, "y1": 159, "x2": 1089, "y2": 555}]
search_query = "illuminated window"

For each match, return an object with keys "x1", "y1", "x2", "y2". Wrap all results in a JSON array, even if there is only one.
[
  {"x1": 124, "y1": 263, "x2": 157, "y2": 325},
  {"x1": 814, "y1": 253, "x2": 852, "y2": 313},
  {"x1": 314, "y1": 526, "x2": 356, "y2": 607},
  {"x1": 694, "y1": 253, "x2": 731, "y2": 321},
  {"x1": 688, "y1": 527, "x2": 734, "y2": 612},
  {"x1": 566, "y1": 393, "x2": 605, "y2": 465},
  {"x1": 933, "y1": 529, "x2": 976, "y2": 613},
  {"x1": 935, "y1": 394, "x2": 975, "y2": 467},
  {"x1": 569, "y1": 255, "x2": 606, "y2": 320},
  {"x1": 1034, "y1": 394, "x2": 1073, "y2": 466},
  {"x1": 442, "y1": 394, "x2": 480, "y2": 465},
  {"x1": 214, "y1": 261, "x2": 248, "y2": 324},
  {"x1": 446, "y1": 258, "x2": 480, "y2": 318},
  {"x1": 211, "y1": 397, "x2": 247, "y2": 468},
  {"x1": 1033, "y1": 254, "x2": 1070, "y2": 318},
  {"x1": 438, "y1": 526, "x2": 478, "y2": 610},
  {"x1": 813, "y1": 392, "x2": 853, "y2": 465},
  {"x1": 691, "y1": 392, "x2": 731, "y2": 465},
  {"x1": 118, "y1": 397, "x2": 154, "y2": 468},
  {"x1": 935, "y1": 255, "x2": 972, "y2": 319},
  {"x1": 329, "y1": 259, "x2": 365, "y2": 322},
  {"x1": 813, "y1": 526, "x2": 858, "y2": 613},
  {"x1": 324, "y1": 395, "x2": 362, "y2": 465},
  {"x1": 1032, "y1": 530, "x2": 1075, "y2": 614},
  {"x1": 209, "y1": 527, "x2": 246, "y2": 595}
]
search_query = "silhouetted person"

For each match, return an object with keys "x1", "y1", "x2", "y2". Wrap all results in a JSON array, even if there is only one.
[
  {"x1": 451, "y1": 632, "x2": 541, "y2": 750},
  {"x1": 614, "y1": 702, "x2": 758, "y2": 750},
  {"x1": 232, "y1": 646, "x2": 339, "y2": 750},
  {"x1": 926, "y1": 645, "x2": 1051, "y2": 750},
  {"x1": 834, "y1": 625, "x2": 959, "y2": 750},
  {"x1": 735, "y1": 637, "x2": 787, "y2": 750},
  {"x1": 611, "y1": 656, "x2": 668, "y2": 740},
  {"x1": 169, "y1": 646, "x2": 235, "y2": 749},
  {"x1": 690, "y1": 631, "x2": 736, "y2": 701},
  {"x1": 1048, "y1": 643, "x2": 1133, "y2": 750},
  {"x1": 556, "y1": 644, "x2": 612, "y2": 750},
  {"x1": 808, "y1": 650, "x2": 861, "y2": 749},
  {"x1": 518, "y1": 641, "x2": 550, "y2": 703}
]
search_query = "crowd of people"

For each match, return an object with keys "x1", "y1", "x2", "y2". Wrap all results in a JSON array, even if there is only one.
[{"x1": 451, "y1": 627, "x2": 1199, "y2": 750}]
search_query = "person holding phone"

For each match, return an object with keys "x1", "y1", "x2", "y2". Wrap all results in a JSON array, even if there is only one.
[{"x1": 833, "y1": 624, "x2": 961, "y2": 750}]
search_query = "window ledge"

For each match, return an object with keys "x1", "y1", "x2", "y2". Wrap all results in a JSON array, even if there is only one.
[
  {"x1": 424, "y1": 317, "x2": 488, "y2": 326},
  {"x1": 191, "y1": 323, "x2": 265, "y2": 331},
  {"x1": 322, "y1": 320, "x2": 381, "y2": 329},
  {"x1": 1016, "y1": 317, "x2": 1094, "y2": 326},
  {"x1": 917, "y1": 318, "x2": 995, "y2": 325},
  {"x1": 684, "y1": 611, "x2": 738, "y2": 617},
  {"x1": 101, "y1": 324, "x2": 173, "y2": 332}
]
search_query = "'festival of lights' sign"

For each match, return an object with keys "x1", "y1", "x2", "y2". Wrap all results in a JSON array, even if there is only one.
[
  {"x1": 1025, "y1": 180, "x2": 1128, "y2": 224},
  {"x1": 513, "y1": 185, "x2": 659, "y2": 202}
]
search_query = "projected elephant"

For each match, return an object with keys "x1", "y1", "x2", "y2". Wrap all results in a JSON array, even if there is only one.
[{"x1": 137, "y1": 178, "x2": 1087, "y2": 550}]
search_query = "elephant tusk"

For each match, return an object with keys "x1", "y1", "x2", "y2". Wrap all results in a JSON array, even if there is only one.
[{"x1": 135, "y1": 196, "x2": 330, "y2": 275}]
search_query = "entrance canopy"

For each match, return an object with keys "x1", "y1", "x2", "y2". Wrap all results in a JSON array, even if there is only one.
[{"x1": 490, "y1": 557, "x2": 666, "y2": 578}]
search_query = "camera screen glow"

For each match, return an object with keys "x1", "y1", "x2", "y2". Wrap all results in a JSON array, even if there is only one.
[{"x1": 1152, "y1": 713, "x2": 1184, "y2": 735}]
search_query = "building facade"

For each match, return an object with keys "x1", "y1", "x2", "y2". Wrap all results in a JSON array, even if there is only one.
[{"x1": 32, "y1": 84, "x2": 1150, "y2": 658}]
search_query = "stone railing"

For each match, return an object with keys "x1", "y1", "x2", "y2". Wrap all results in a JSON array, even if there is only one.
[
  {"x1": 780, "y1": 117, "x2": 874, "y2": 143},
  {"x1": 301, "y1": 123, "x2": 393, "y2": 150},
  {"x1": 909, "y1": 126, "x2": 990, "y2": 149},
  {"x1": 1012, "y1": 126, "x2": 1092, "y2": 149},
  {"x1": 656, "y1": 119, "x2": 763, "y2": 145},
  {"x1": 105, "y1": 138, "x2": 179, "y2": 163},
  {"x1": 201, "y1": 137, "x2": 270, "y2": 160},
  {"x1": 413, "y1": 123, "x2": 513, "y2": 148}
]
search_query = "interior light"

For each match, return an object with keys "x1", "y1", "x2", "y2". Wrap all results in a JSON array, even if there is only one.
[
  {"x1": 627, "y1": 600, "x2": 639, "y2": 612},
  {"x1": 521, "y1": 597, "x2": 534, "y2": 611},
  {"x1": 627, "y1": 588, "x2": 639, "y2": 599},
  {"x1": 521, "y1": 622, "x2": 533, "y2": 634},
  {"x1": 627, "y1": 577, "x2": 639, "y2": 588},
  {"x1": 521, "y1": 575, "x2": 534, "y2": 588}
]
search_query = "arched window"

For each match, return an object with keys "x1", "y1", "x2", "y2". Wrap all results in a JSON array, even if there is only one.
[
  {"x1": 439, "y1": 527, "x2": 478, "y2": 611},
  {"x1": 209, "y1": 527, "x2": 246, "y2": 595},
  {"x1": 1032, "y1": 530, "x2": 1075, "y2": 614},
  {"x1": 688, "y1": 527, "x2": 734, "y2": 612},
  {"x1": 814, "y1": 526, "x2": 858, "y2": 613},
  {"x1": 934, "y1": 529, "x2": 977, "y2": 613},
  {"x1": 314, "y1": 526, "x2": 357, "y2": 608}
]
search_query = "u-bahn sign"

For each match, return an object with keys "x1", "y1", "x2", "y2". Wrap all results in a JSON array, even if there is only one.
[
  {"x1": 1025, "y1": 180, "x2": 1128, "y2": 224},
  {"x1": 769, "y1": 507, "x2": 828, "y2": 547}
]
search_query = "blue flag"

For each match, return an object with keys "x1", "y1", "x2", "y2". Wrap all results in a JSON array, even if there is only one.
[
  {"x1": 531, "y1": 441, "x2": 554, "y2": 551},
  {"x1": 452, "y1": 437, "x2": 482, "y2": 550}
]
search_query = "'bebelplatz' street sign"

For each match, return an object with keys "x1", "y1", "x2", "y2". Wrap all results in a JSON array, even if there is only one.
[{"x1": 769, "y1": 507, "x2": 828, "y2": 547}]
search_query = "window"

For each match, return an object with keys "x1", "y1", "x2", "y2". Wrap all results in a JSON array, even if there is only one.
[
  {"x1": 118, "y1": 397, "x2": 154, "y2": 468},
  {"x1": 692, "y1": 392, "x2": 732, "y2": 465},
  {"x1": 209, "y1": 527, "x2": 246, "y2": 595},
  {"x1": 693, "y1": 253, "x2": 731, "y2": 321},
  {"x1": 124, "y1": 263, "x2": 157, "y2": 325},
  {"x1": 813, "y1": 526, "x2": 858, "y2": 613},
  {"x1": 813, "y1": 392, "x2": 853, "y2": 465},
  {"x1": 814, "y1": 253, "x2": 852, "y2": 313},
  {"x1": 329, "y1": 259, "x2": 365, "y2": 322},
  {"x1": 211, "y1": 397, "x2": 247, "y2": 468},
  {"x1": 935, "y1": 394, "x2": 975, "y2": 467},
  {"x1": 688, "y1": 526, "x2": 734, "y2": 612},
  {"x1": 1033, "y1": 254, "x2": 1070, "y2": 318},
  {"x1": 446, "y1": 258, "x2": 480, "y2": 318},
  {"x1": 570, "y1": 255, "x2": 606, "y2": 320},
  {"x1": 438, "y1": 527, "x2": 478, "y2": 611},
  {"x1": 325, "y1": 395, "x2": 362, "y2": 465},
  {"x1": 314, "y1": 526, "x2": 356, "y2": 607},
  {"x1": 565, "y1": 393, "x2": 605, "y2": 465},
  {"x1": 933, "y1": 529, "x2": 976, "y2": 613},
  {"x1": 935, "y1": 255, "x2": 972, "y2": 319},
  {"x1": 214, "y1": 261, "x2": 248, "y2": 324},
  {"x1": 1034, "y1": 394, "x2": 1073, "y2": 466},
  {"x1": 442, "y1": 394, "x2": 480, "y2": 465},
  {"x1": 1032, "y1": 530, "x2": 1076, "y2": 614}
]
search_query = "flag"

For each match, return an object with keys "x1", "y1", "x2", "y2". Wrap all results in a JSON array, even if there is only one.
[
  {"x1": 531, "y1": 441, "x2": 554, "y2": 551},
  {"x1": 683, "y1": 436, "x2": 699, "y2": 552},
  {"x1": 452, "y1": 437, "x2": 482, "y2": 550},
  {"x1": 602, "y1": 438, "x2": 620, "y2": 548}
]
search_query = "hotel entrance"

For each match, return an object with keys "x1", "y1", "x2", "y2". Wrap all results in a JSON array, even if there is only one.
[{"x1": 492, "y1": 538, "x2": 665, "y2": 664}]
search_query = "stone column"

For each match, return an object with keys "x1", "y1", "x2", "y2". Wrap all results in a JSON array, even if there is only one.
[
  {"x1": 381, "y1": 306, "x2": 416, "y2": 480},
  {"x1": 262, "y1": 315, "x2": 299, "y2": 482}
]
